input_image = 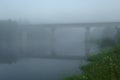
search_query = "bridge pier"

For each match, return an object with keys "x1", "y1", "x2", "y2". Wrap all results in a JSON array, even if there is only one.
[
  {"x1": 51, "y1": 27, "x2": 56, "y2": 56},
  {"x1": 85, "y1": 27, "x2": 91, "y2": 58},
  {"x1": 21, "y1": 29, "x2": 28, "y2": 56}
]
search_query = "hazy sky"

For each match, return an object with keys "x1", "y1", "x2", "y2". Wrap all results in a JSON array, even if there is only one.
[{"x1": 0, "y1": 0, "x2": 120, "y2": 23}]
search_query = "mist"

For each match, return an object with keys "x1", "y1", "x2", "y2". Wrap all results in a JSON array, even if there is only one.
[
  {"x1": 0, "y1": 0, "x2": 120, "y2": 23},
  {"x1": 0, "y1": 20, "x2": 120, "y2": 80},
  {"x1": 0, "y1": 0, "x2": 120, "y2": 80}
]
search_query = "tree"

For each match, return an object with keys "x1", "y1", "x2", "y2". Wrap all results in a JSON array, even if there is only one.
[
  {"x1": 64, "y1": 45, "x2": 120, "y2": 80},
  {"x1": 93, "y1": 27, "x2": 120, "y2": 50}
]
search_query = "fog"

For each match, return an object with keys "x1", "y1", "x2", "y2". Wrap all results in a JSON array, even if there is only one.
[
  {"x1": 0, "y1": 20, "x2": 120, "y2": 80},
  {"x1": 0, "y1": 0, "x2": 120, "y2": 80},
  {"x1": 0, "y1": 0, "x2": 120, "y2": 23}
]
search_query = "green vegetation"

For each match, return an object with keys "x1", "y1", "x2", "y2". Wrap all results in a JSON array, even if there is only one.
[
  {"x1": 64, "y1": 27, "x2": 120, "y2": 80},
  {"x1": 64, "y1": 45, "x2": 120, "y2": 80},
  {"x1": 96, "y1": 27, "x2": 120, "y2": 50}
]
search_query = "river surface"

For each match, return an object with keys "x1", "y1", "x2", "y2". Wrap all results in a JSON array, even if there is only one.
[
  {"x1": 0, "y1": 58, "x2": 83, "y2": 80},
  {"x1": 0, "y1": 23, "x2": 113, "y2": 80}
]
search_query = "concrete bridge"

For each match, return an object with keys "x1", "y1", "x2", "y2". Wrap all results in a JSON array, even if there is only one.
[{"x1": 20, "y1": 22, "x2": 120, "y2": 60}]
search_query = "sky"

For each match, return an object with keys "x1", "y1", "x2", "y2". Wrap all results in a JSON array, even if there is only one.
[{"x1": 0, "y1": 0, "x2": 120, "y2": 23}]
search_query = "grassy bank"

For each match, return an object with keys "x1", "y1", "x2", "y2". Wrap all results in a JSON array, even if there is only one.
[{"x1": 64, "y1": 45, "x2": 120, "y2": 80}]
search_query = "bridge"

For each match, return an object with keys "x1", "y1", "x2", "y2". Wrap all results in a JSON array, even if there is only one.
[{"x1": 20, "y1": 22, "x2": 120, "y2": 60}]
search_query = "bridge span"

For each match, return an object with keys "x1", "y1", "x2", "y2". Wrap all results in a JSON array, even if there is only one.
[{"x1": 20, "y1": 22, "x2": 120, "y2": 60}]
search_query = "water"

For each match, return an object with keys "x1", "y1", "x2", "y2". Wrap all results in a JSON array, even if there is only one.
[
  {"x1": 0, "y1": 58, "x2": 82, "y2": 80},
  {"x1": 0, "y1": 22, "x2": 118, "y2": 80}
]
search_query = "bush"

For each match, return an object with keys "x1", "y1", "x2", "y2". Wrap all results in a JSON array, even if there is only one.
[{"x1": 64, "y1": 45, "x2": 120, "y2": 80}]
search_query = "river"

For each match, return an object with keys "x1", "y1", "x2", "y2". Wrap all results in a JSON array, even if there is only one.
[{"x1": 0, "y1": 58, "x2": 84, "y2": 80}]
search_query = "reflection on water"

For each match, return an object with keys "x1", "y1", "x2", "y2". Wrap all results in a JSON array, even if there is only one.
[
  {"x1": 0, "y1": 21, "x2": 117, "y2": 80},
  {"x1": 0, "y1": 54, "x2": 18, "y2": 64},
  {"x1": 0, "y1": 58, "x2": 82, "y2": 80}
]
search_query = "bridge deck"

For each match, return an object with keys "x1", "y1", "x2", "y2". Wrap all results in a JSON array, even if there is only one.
[{"x1": 21, "y1": 22, "x2": 120, "y2": 28}]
